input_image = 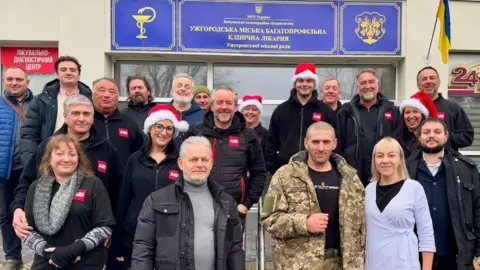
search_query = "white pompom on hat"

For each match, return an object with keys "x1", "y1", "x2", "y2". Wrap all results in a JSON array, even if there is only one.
[
  {"x1": 292, "y1": 62, "x2": 319, "y2": 88},
  {"x1": 143, "y1": 104, "x2": 190, "y2": 135},
  {"x1": 239, "y1": 95, "x2": 263, "y2": 114}
]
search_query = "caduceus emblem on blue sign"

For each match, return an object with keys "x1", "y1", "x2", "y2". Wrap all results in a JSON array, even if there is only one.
[{"x1": 354, "y1": 11, "x2": 386, "y2": 45}]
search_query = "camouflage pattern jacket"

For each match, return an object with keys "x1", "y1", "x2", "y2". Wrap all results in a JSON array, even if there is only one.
[{"x1": 261, "y1": 151, "x2": 365, "y2": 270}]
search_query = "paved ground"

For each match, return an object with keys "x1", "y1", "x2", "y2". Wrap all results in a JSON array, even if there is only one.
[{"x1": 0, "y1": 209, "x2": 273, "y2": 269}]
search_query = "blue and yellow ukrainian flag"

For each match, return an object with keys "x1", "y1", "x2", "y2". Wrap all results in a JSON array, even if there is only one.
[{"x1": 437, "y1": 0, "x2": 451, "y2": 64}]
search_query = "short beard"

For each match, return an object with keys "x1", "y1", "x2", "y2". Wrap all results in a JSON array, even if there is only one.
[
  {"x1": 421, "y1": 143, "x2": 445, "y2": 154},
  {"x1": 184, "y1": 175, "x2": 208, "y2": 186}
]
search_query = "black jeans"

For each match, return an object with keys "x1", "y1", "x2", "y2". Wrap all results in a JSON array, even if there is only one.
[{"x1": 0, "y1": 169, "x2": 23, "y2": 261}]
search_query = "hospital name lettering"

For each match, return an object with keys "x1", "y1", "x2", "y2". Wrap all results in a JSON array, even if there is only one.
[{"x1": 189, "y1": 26, "x2": 327, "y2": 35}]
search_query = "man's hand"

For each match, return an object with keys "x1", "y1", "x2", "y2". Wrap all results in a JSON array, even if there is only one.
[
  {"x1": 13, "y1": 209, "x2": 32, "y2": 239},
  {"x1": 237, "y1": 204, "x2": 248, "y2": 214},
  {"x1": 306, "y1": 213, "x2": 328, "y2": 234}
]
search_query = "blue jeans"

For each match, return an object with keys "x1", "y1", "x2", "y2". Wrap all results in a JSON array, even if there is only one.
[{"x1": 0, "y1": 169, "x2": 23, "y2": 261}]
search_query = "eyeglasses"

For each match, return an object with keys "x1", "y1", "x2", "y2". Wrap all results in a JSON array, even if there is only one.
[{"x1": 153, "y1": 124, "x2": 175, "y2": 134}]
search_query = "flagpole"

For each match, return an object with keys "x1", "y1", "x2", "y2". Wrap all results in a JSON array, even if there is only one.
[{"x1": 426, "y1": 17, "x2": 439, "y2": 63}]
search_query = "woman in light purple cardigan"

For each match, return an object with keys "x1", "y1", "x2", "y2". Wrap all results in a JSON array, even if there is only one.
[{"x1": 365, "y1": 137, "x2": 435, "y2": 270}]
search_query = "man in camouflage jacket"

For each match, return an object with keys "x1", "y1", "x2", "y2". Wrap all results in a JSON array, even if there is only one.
[{"x1": 261, "y1": 122, "x2": 365, "y2": 270}]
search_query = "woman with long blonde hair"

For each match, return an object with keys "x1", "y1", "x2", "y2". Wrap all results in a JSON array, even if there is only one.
[
  {"x1": 23, "y1": 135, "x2": 115, "y2": 269},
  {"x1": 365, "y1": 137, "x2": 435, "y2": 270}
]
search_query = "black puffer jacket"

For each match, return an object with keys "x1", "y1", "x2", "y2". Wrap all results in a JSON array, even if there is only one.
[
  {"x1": 335, "y1": 93, "x2": 400, "y2": 185},
  {"x1": 186, "y1": 111, "x2": 267, "y2": 209},
  {"x1": 254, "y1": 123, "x2": 268, "y2": 155},
  {"x1": 113, "y1": 139, "x2": 179, "y2": 257},
  {"x1": 407, "y1": 148, "x2": 480, "y2": 270},
  {"x1": 265, "y1": 89, "x2": 336, "y2": 174},
  {"x1": 131, "y1": 177, "x2": 245, "y2": 270},
  {"x1": 19, "y1": 79, "x2": 92, "y2": 166},
  {"x1": 12, "y1": 125, "x2": 123, "y2": 212},
  {"x1": 121, "y1": 100, "x2": 156, "y2": 131}
]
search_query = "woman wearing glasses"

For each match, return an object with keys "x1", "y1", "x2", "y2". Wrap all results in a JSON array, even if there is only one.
[{"x1": 112, "y1": 104, "x2": 189, "y2": 268}]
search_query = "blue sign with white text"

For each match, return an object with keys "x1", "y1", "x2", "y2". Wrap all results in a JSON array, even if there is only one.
[
  {"x1": 178, "y1": 0, "x2": 337, "y2": 55},
  {"x1": 110, "y1": 0, "x2": 402, "y2": 55},
  {"x1": 111, "y1": 0, "x2": 176, "y2": 51},
  {"x1": 339, "y1": 2, "x2": 401, "y2": 55}
]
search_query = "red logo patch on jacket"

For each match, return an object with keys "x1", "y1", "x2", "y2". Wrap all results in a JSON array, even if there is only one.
[
  {"x1": 118, "y1": 128, "x2": 129, "y2": 138},
  {"x1": 384, "y1": 111, "x2": 392, "y2": 120},
  {"x1": 73, "y1": 189, "x2": 86, "y2": 202},
  {"x1": 97, "y1": 161, "x2": 107, "y2": 173},
  {"x1": 438, "y1": 112, "x2": 446, "y2": 121},
  {"x1": 168, "y1": 170, "x2": 179, "y2": 181},
  {"x1": 229, "y1": 136, "x2": 240, "y2": 147},
  {"x1": 312, "y1": 112, "x2": 322, "y2": 122}
]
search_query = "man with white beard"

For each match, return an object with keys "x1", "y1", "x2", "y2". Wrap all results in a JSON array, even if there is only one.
[
  {"x1": 335, "y1": 69, "x2": 401, "y2": 186},
  {"x1": 169, "y1": 73, "x2": 205, "y2": 150}
]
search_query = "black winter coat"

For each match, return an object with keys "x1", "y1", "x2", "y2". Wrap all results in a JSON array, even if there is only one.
[
  {"x1": 265, "y1": 89, "x2": 336, "y2": 174},
  {"x1": 407, "y1": 149, "x2": 480, "y2": 270},
  {"x1": 19, "y1": 79, "x2": 92, "y2": 166},
  {"x1": 335, "y1": 93, "x2": 401, "y2": 186},
  {"x1": 121, "y1": 100, "x2": 156, "y2": 131},
  {"x1": 93, "y1": 109, "x2": 144, "y2": 166},
  {"x1": 434, "y1": 93, "x2": 475, "y2": 151},
  {"x1": 186, "y1": 111, "x2": 267, "y2": 209},
  {"x1": 131, "y1": 177, "x2": 245, "y2": 270},
  {"x1": 113, "y1": 140, "x2": 179, "y2": 256},
  {"x1": 12, "y1": 125, "x2": 123, "y2": 212},
  {"x1": 254, "y1": 123, "x2": 268, "y2": 155}
]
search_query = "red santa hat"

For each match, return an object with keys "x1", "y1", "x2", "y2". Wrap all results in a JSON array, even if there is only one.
[
  {"x1": 399, "y1": 92, "x2": 438, "y2": 118},
  {"x1": 143, "y1": 104, "x2": 190, "y2": 135},
  {"x1": 239, "y1": 95, "x2": 263, "y2": 114},
  {"x1": 292, "y1": 63, "x2": 319, "y2": 88}
]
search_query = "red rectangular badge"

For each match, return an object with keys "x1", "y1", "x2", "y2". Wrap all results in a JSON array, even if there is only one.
[
  {"x1": 97, "y1": 160, "x2": 107, "y2": 173},
  {"x1": 438, "y1": 112, "x2": 446, "y2": 121},
  {"x1": 229, "y1": 136, "x2": 240, "y2": 147},
  {"x1": 384, "y1": 111, "x2": 392, "y2": 120},
  {"x1": 168, "y1": 170, "x2": 179, "y2": 181},
  {"x1": 73, "y1": 189, "x2": 86, "y2": 202},
  {"x1": 118, "y1": 128, "x2": 129, "y2": 138},
  {"x1": 312, "y1": 112, "x2": 322, "y2": 122}
]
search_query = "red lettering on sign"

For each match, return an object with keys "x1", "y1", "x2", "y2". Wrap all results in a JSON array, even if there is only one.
[
  {"x1": 119, "y1": 128, "x2": 129, "y2": 138},
  {"x1": 229, "y1": 136, "x2": 240, "y2": 147},
  {"x1": 0, "y1": 47, "x2": 58, "y2": 74},
  {"x1": 451, "y1": 67, "x2": 479, "y2": 86},
  {"x1": 73, "y1": 189, "x2": 86, "y2": 202}
]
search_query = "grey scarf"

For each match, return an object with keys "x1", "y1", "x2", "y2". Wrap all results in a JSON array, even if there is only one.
[{"x1": 33, "y1": 170, "x2": 84, "y2": 236}]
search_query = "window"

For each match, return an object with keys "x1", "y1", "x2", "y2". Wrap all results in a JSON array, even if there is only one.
[
  {"x1": 114, "y1": 61, "x2": 208, "y2": 97},
  {"x1": 1, "y1": 64, "x2": 56, "y2": 95},
  {"x1": 448, "y1": 53, "x2": 480, "y2": 166},
  {"x1": 213, "y1": 64, "x2": 396, "y2": 100}
]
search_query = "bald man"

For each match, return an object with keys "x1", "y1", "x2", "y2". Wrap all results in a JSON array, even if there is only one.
[{"x1": 261, "y1": 121, "x2": 365, "y2": 270}]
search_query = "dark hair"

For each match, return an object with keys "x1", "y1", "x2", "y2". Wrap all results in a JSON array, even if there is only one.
[
  {"x1": 416, "y1": 66, "x2": 439, "y2": 81},
  {"x1": 419, "y1": 117, "x2": 448, "y2": 134},
  {"x1": 55, "y1": 55, "x2": 82, "y2": 74},
  {"x1": 126, "y1": 75, "x2": 153, "y2": 102},
  {"x1": 144, "y1": 132, "x2": 176, "y2": 155},
  {"x1": 391, "y1": 112, "x2": 426, "y2": 157}
]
